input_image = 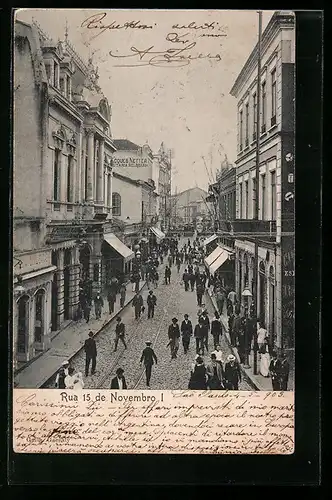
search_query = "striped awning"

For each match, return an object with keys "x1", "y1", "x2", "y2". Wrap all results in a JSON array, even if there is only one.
[
  {"x1": 204, "y1": 246, "x2": 223, "y2": 268},
  {"x1": 150, "y1": 227, "x2": 165, "y2": 242},
  {"x1": 203, "y1": 233, "x2": 218, "y2": 247},
  {"x1": 103, "y1": 233, "x2": 134, "y2": 263}
]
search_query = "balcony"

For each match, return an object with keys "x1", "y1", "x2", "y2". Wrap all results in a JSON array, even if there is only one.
[{"x1": 224, "y1": 219, "x2": 277, "y2": 238}]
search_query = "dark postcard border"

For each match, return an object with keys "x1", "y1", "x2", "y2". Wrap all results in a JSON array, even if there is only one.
[{"x1": 5, "y1": 8, "x2": 322, "y2": 486}]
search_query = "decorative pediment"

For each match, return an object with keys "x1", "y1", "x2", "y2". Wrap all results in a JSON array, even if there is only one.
[
  {"x1": 66, "y1": 132, "x2": 77, "y2": 156},
  {"x1": 52, "y1": 126, "x2": 66, "y2": 150}
]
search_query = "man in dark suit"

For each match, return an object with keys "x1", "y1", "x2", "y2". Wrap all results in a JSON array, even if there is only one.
[
  {"x1": 140, "y1": 341, "x2": 157, "y2": 387},
  {"x1": 110, "y1": 367, "x2": 127, "y2": 389},
  {"x1": 180, "y1": 314, "x2": 193, "y2": 354},
  {"x1": 84, "y1": 331, "x2": 97, "y2": 376},
  {"x1": 147, "y1": 290, "x2": 157, "y2": 319}
]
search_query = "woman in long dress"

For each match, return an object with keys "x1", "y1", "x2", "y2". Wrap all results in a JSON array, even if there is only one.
[{"x1": 259, "y1": 339, "x2": 271, "y2": 377}]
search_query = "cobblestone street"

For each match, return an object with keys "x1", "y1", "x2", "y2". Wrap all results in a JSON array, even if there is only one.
[{"x1": 45, "y1": 247, "x2": 251, "y2": 390}]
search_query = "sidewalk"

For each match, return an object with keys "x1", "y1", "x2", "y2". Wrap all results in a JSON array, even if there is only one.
[
  {"x1": 14, "y1": 280, "x2": 147, "y2": 388},
  {"x1": 206, "y1": 291, "x2": 294, "y2": 391}
]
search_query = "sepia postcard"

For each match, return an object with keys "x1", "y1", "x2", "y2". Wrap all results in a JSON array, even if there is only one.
[{"x1": 12, "y1": 8, "x2": 296, "y2": 455}]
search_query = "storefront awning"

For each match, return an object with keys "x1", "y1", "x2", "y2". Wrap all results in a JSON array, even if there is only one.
[
  {"x1": 204, "y1": 246, "x2": 223, "y2": 268},
  {"x1": 209, "y1": 249, "x2": 231, "y2": 275},
  {"x1": 150, "y1": 227, "x2": 166, "y2": 242},
  {"x1": 103, "y1": 233, "x2": 134, "y2": 263},
  {"x1": 203, "y1": 234, "x2": 218, "y2": 247}
]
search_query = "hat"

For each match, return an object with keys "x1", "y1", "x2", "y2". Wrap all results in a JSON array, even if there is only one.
[
  {"x1": 227, "y1": 354, "x2": 236, "y2": 362},
  {"x1": 116, "y1": 317, "x2": 121, "y2": 322},
  {"x1": 196, "y1": 356, "x2": 204, "y2": 365},
  {"x1": 146, "y1": 341, "x2": 152, "y2": 345},
  {"x1": 116, "y1": 368, "x2": 124, "y2": 375},
  {"x1": 149, "y1": 290, "x2": 153, "y2": 294},
  {"x1": 172, "y1": 317, "x2": 178, "y2": 323},
  {"x1": 61, "y1": 360, "x2": 69, "y2": 366}
]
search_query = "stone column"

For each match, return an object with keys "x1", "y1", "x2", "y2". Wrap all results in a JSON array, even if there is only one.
[
  {"x1": 43, "y1": 280, "x2": 52, "y2": 350},
  {"x1": 108, "y1": 169, "x2": 113, "y2": 215},
  {"x1": 69, "y1": 247, "x2": 81, "y2": 319},
  {"x1": 56, "y1": 249, "x2": 65, "y2": 328},
  {"x1": 96, "y1": 139, "x2": 104, "y2": 204},
  {"x1": 59, "y1": 151, "x2": 66, "y2": 204},
  {"x1": 76, "y1": 125, "x2": 83, "y2": 205},
  {"x1": 81, "y1": 133, "x2": 86, "y2": 202},
  {"x1": 86, "y1": 129, "x2": 95, "y2": 203},
  {"x1": 104, "y1": 170, "x2": 108, "y2": 209}
]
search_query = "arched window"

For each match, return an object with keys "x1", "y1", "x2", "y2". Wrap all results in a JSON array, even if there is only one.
[
  {"x1": 34, "y1": 290, "x2": 45, "y2": 343},
  {"x1": 112, "y1": 192, "x2": 121, "y2": 216},
  {"x1": 17, "y1": 295, "x2": 30, "y2": 354}
]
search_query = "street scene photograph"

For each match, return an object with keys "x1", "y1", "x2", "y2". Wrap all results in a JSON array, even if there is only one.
[{"x1": 13, "y1": 9, "x2": 295, "y2": 392}]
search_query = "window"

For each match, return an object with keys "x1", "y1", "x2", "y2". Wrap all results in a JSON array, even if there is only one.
[
  {"x1": 112, "y1": 193, "x2": 121, "y2": 216},
  {"x1": 261, "y1": 81, "x2": 266, "y2": 132},
  {"x1": 66, "y1": 75, "x2": 71, "y2": 100},
  {"x1": 239, "y1": 110, "x2": 243, "y2": 150},
  {"x1": 84, "y1": 156, "x2": 88, "y2": 201},
  {"x1": 54, "y1": 62, "x2": 59, "y2": 88},
  {"x1": 66, "y1": 156, "x2": 73, "y2": 204},
  {"x1": 271, "y1": 69, "x2": 277, "y2": 124},
  {"x1": 271, "y1": 171, "x2": 276, "y2": 219},
  {"x1": 260, "y1": 174, "x2": 266, "y2": 219},
  {"x1": 239, "y1": 183, "x2": 243, "y2": 218},
  {"x1": 252, "y1": 177, "x2": 257, "y2": 217},
  {"x1": 244, "y1": 180, "x2": 249, "y2": 218},
  {"x1": 245, "y1": 103, "x2": 249, "y2": 146},
  {"x1": 45, "y1": 63, "x2": 52, "y2": 84},
  {"x1": 17, "y1": 295, "x2": 29, "y2": 354},
  {"x1": 107, "y1": 174, "x2": 112, "y2": 207},
  {"x1": 34, "y1": 290, "x2": 45, "y2": 343},
  {"x1": 53, "y1": 149, "x2": 60, "y2": 202},
  {"x1": 60, "y1": 77, "x2": 65, "y2": 95},
  {"x1": 253, "y1": 93, "x2": 257, "y2": 140}
]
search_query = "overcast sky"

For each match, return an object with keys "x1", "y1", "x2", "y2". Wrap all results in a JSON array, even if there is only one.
[{"x1": 16, "y1": 9, "x2": 274, "y2": 193}]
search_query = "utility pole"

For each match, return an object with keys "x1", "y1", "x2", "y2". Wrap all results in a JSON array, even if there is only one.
[{"x1": 252, "y1": 10, "x2": 262, "y2": 375}]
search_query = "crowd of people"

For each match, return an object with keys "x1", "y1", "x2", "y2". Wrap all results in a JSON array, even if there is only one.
[{"x1": 53, "y1": 232, "x2": 289, "y2": 392}]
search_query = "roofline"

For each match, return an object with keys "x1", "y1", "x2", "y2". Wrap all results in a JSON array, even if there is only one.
[{"x1": 230, "y1": 11, "x2": 295, "y2": 97}]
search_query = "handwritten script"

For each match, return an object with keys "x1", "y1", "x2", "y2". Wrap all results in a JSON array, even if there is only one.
[{"x1": 13, "y1": 390, "x2": 294, "y2": 454}]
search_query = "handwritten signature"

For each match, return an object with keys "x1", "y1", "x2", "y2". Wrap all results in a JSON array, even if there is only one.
[
  {"x1": 81, "y1": 12, "x2": 153, "y2": 39},
  {"x1": 109, "y1": 42, "x2": 222, "y2": 68}
]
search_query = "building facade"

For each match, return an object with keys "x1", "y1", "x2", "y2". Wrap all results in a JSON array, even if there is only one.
[
  {"x1": 153, "y1": 143, "x2": 172, "y2": 231},
  {"x1": 13, "y1": 20, "x2": 136, "y2": 369},
  {"x1": 230, "y1": 11, "x2": 295, "y2": 352},
  {"x1": 171, "y1": 187, "x2": 209, "y2": 229}
]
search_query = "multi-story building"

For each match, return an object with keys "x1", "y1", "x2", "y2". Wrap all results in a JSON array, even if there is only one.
[
  {"x1": 171, "y1": 187, "x2": 209, "y2": 229},
  {"x1": 13, "y1": 20, "x2": 136, "y2": 369},
  {"x1": 230, "y1": 11, "x2": 295, "y2": 352},
  {"x1": 153, "y1": 143, "x2": 172, "y2": 231}
]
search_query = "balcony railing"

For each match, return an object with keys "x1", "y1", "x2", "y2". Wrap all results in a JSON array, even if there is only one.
[
  {"x1": 227, "y1": 219, "x2": 277, "y2": 236},
  {"x1": 271, "y1": 115, "x2": 277, "y2": 127}
]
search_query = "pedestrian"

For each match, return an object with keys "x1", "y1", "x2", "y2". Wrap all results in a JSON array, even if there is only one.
[
  {"x1": 176, "y1": 255, "x2": 181, "y2": 273},
  {"x1": 194, "y1": 318, "x2": 205, "y2": 355},
  {"x1": 196, "y1": 282, "x2": 204, "y2": 307},
  {"x1": 84, "y1": 331, "x2": 97, "y2": 376},
  {"x1": 215, "y1": 288, "x2": 225, "y2": 315},
  {"x1": 212, "y1": 345, "x2": 224, "y2": 367},
  {"x1": 65, "y1": 366, "x2": 85, "y2": 390},
  {"x1": 164, "y1": 265, "x2": 171, "y2": 284},
  {"x1": 55, "y1": 360, "x2": 69, "y2": 389},
  {"x1": 140, "y1": 341, "x2": 158, "y2": 387},
  {"x1": 167, "y1": 317, "x2": 180, "y2": 359},
  {"x1": 110, "y1": 367, "x2": 127, "y2": 389},
  {"x1": 227, "y1": 288, "x2": 237, "y2": 308},
  {"x1": 237, "y1": 315, "x2": 246, "y2": 364},
  {"x1": 188, "y1": 356, "x2": 207, "y2": 390},
  {"x1": 180, "y1": 314, "x2": 193, "y2": 354},
  {"x1": 152, "y1": 269, "x2": 159, "y2": 288},
  {"x1": 119, "y1": 282, "x2": 127, "y2": 308},
  {"x1": 224, "y1": 354, "x2": 242, "y2": 390},
  {"x1": 107, "y1": 289, "x2": 116, "y2": 315},
  {"x1": 228, "y1": 311, "x2": 236, "y2": 347},
  {"x1": 269, "y1": 352, "x2": 281, "y2": 390},
  {"x1": 83, "y1": 301, "x2": 91, "y2": 323},
  {"x1": 211, "y1": 312, "x2": 223, "y2": 349},
  {"x1": 227, "y1": 300, "x2": 234, "y2": 317},
  {"x1": 200, "y1": 309, "x2": 210, "y2": 352},
  {"x1": 94, "y1": 291, "x2": 104, "y2": 320},
  {"x1": 278, "y1": 352, "x2": 290, "y2": 391},
  {"x1": 259, "y1": 338, "x2": 271, "y2": 377},
  {"x1": 206, "y1": 353, "x2": 224, "y2": 389},
  {"x1": 168, "y1": 253, "x2": 173, "y2": 268},
  {"x1": 147, "y1": 290, "x2": 157, "y2": 318},
  {"x1": 182, "y1": 269, "x2": 190, "y2": 291},
  {"x1": 114, "y1": 317, "x2": 127, "y2": 351},
  {"x1": 233, "y1": 311, "x2": 242, "y2": 351},
  {"x1": 257, "y1": 321, "x2": 269, "y2": 352},
  {"x1": 132, "y1": 292, "x2": 143, "y2": 319}
]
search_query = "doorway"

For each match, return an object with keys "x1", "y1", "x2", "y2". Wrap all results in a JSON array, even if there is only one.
[
  {"x1": 64, "y1": 249, "x2": 71, "y2": 320},
  {"x1": 51, "y1": 251, "x2": 58, "y2": 331}
]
